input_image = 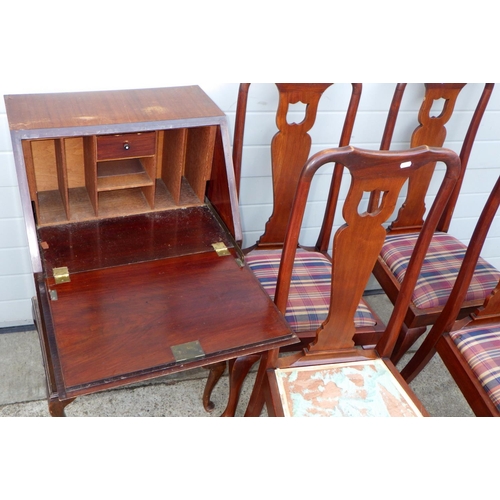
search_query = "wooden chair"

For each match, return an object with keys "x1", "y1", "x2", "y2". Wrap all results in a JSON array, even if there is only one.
[
  {"x1": 243, "y1": 145, "x2": 461, "y2": 417},
  {"x1": 371, "y1": 83, "x2": 496, "y2": 363},
  {"x1": 401, "y1": 176, "x2": 500, "y2": 416},
  {"x1": 203, "y1": 83, "x2": 387, "y2": 415}
]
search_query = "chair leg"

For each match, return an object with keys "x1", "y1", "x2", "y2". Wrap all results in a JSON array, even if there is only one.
[
  {"x1": 203, "y1": 362, "x2": 227, "y2": 412},
  {"x1": 400, "y1": 336, "x2": 438, "y2": 384},
  {"x1": 220, "y1": 354, "x2": 260, "y2": 417},
  {"x1": 244, "y1": 351, "x2": 277, "y2": 417},
  {"x1": 390, "y1": 325, "x2": 427, "y2": 365}
]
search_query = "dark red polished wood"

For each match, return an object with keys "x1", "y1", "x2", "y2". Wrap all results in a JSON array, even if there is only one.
[
  {"x1": 5, "y1": 86, "x2": 225, "y2": 131},
  {"x1": 6, "y1": 85, "x2": 296, "y2": 416},
  {"x1": 39, "y1": 206, "x2": 234, "y2": 274},
  {"x1": 47, "y1": 251, "x2": 293, "y2": 395}
]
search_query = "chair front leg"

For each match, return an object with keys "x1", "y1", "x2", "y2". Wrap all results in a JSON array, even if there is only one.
[
  {"x1": 221, "y1": 354, "x2": 260, "y2": 417},
  {"x1": 400, "y1": 333, "x2": 438, "y2": 384},
  {"x1": 244, "y1": 360, "x2": 267, "y2": 417},
  {"x1": 390, "y1": 325, "x2": 427, "y2": 364},
  {"x1": 244, "y1": 350, "x2": 279, "y2": 417}
]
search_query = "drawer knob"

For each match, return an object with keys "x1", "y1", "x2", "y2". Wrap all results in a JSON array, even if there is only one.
[{"x1": 123, "y1": 142, "x2": 130, "y2": 150}]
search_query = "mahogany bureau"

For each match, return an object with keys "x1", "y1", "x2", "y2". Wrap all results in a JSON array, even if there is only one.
[{"x1": 5, "y1": 86, "x2": 295, "y2": 416}]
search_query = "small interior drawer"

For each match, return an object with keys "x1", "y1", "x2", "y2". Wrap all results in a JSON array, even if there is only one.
[{"x1": 96, "y1": 132, "x2": 156, "y2": 161}]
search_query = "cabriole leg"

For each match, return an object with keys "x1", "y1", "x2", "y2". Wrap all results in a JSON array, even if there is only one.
[{"x1": 48, "y1": 397, "x2": 75, "y2": 417}]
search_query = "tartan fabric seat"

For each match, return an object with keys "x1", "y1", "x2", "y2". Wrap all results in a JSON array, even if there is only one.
[
  {"x1": 246, "y1": 249, "x2": 377, "y2": 332},
  {"x1": 381, "y1": 232, "x2": 500, "y2": 310},
  {"x1": 450, "y1": 325, "x2": 500, "y2": 412}
]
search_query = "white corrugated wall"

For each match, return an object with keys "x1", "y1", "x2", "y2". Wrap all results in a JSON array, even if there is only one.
[
  {"x1": 217, "y1": 83, "x2": 500, "y2": 260},
  {"x1": 1, "y1": 82, "x2": 499, "y2": 327}
]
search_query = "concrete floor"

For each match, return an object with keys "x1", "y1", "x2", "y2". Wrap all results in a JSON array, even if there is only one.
[{"x1": 0, "y1": 293, "x2": 475, "y2": 417}]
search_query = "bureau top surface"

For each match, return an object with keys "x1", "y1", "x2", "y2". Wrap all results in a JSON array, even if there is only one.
[{"x1": 4, "y1": 85, "x2": 225, "y2": 131}]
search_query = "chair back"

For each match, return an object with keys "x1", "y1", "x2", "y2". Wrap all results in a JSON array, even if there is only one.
[
  {"x1": 232, "y1": 83, "x2": 362, "y2": 249},
  {"x1": 370, "y1": 83, "x2": 493, "y2": 233},
  {"x1": 274, "y1": 146, "x2": 461, "y2": 360}
]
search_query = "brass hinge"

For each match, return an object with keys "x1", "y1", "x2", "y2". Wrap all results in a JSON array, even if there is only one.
[
  {"x1": 53, "y1": 266, "x2": 70, "y2": 284},
  {"x1": 171, "y1": 340, "x2": 205, "y2": 362},
  {"x1": 212, "y1": 242, "x2": 231, "y2": 257}
]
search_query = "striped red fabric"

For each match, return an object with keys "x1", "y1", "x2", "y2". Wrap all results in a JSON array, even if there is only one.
[
  {"x1": 381, "y1": 232, "x2": 500, "y2": 309},
  {"x1": 246, "y1": 249, "x2": 377, "y2": 332}
]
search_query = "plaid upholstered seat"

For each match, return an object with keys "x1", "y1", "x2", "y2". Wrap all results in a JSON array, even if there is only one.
[
  {"x1": 381, "y1": 232, "x2": 500, "y2": 310},
  {"x1": 450, "y1": 325, "x2": 500, "y2": 412},
  {"x1": 246, "y1": 249, "x2": 377, "y2": 332}
]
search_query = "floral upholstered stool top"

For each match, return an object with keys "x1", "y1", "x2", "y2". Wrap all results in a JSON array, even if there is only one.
[{"x1": 274, "y1": 359, "x2": 424, "y2": 417}]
